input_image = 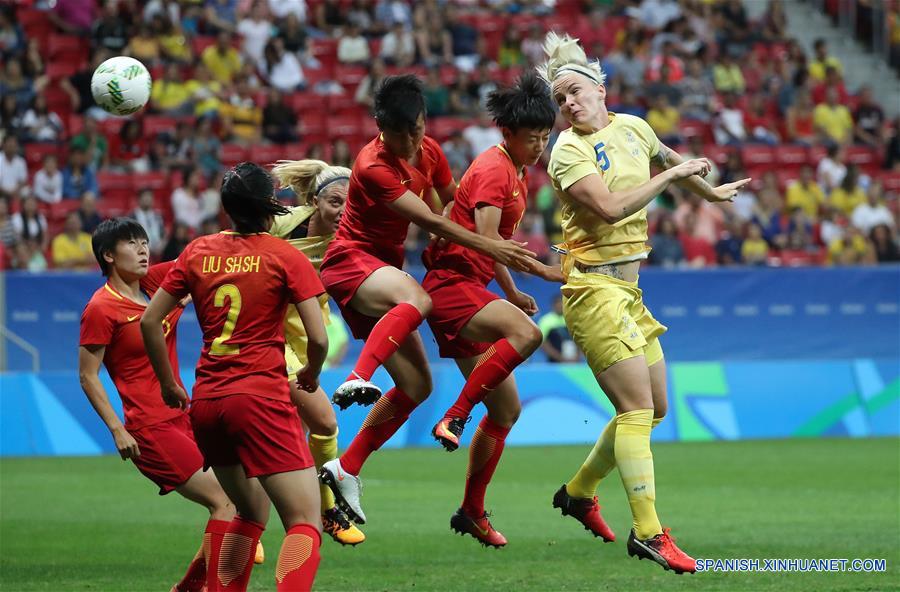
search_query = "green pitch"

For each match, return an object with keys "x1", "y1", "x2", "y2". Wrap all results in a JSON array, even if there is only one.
[{"x1": 2, "y1": 438, "x2": 898, "y2": 591}]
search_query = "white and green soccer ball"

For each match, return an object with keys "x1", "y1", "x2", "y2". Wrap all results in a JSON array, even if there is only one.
[{"x1": 91, "y1": 56, "x2": 152, "y2": 117}]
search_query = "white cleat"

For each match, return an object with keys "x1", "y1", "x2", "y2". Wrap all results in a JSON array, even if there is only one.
[
  {"x1": 319, "y1": 459, "x2": 366, "y2": 524},
  {"x1": 331, "y1": 378, "x2": 382, "y2": 409}
]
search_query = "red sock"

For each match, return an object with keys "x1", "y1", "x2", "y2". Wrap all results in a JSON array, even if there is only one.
[
  {"x1": 348, "y1": 303, "x2": 423, "y2": 381},
  {"x1": 445, "y1": 339, "x2": 524, "y2": 420},
  {"x1": 216, "y1": 516, "x2": 265, "y2": 592},
  {"x1": 174, "y1": 544, "x2": 206, "y2": 592},
  {"x1": 203, "y1": 519, "x2": 230, "y2": 592},
  {"x1": 340, "y1": 388, "x2": 418, "y2": 475},
  {"x1": 462, "y1": 416, "x2": 511, "y2": 517},
  {"x1": 275, "y1": 524, "x2": 321, "y2": 592}
]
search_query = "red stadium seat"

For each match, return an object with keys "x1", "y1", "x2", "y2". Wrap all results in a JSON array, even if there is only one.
[
  {"x1": 844, "y1": 146, "x2": 882, "y2": 174},
  {"x1": 740, "y1": 145, "x2": 776, "y2": 169},
  {"x1": 703, "y1": 143, "x2": 733, "y2": 166},
  {"x1": 429, "y1": 117, "x2": 468, "y2": 142},
  {"x1": 98, "y1": 118, "x2": 124, "y2": 138},
  {"x1": 679, "y1": 120, "x2": 712, "y2": 143},
  {"x1": 17, "y1": 8, "x2": 52, "y2": 40},
  {"x1": 288, "y1": 92, "x2": 321, "y2": 114},
  {"x1": 252, "y1": 144, "x2": 289, "y2": 167},
  {"x1": 807, "y1": 145, "x2": 827, "y2": 166},
  {"x1": 335, "y1": 65, "x2": 367, "y2": 88},
  {"x1": 47, "y1": 34, "x2": 87, "y2": 59},
  {"x1": 143, "y1": 116, "x2": 180, "y2": 138},
  {"x1": 879, "y1": 171, "x2": 900, "y2": 193},
  {"x1": 220, "y1": 144, "x2": 250, "y2": 168},
  {"x1": 303, "y1": 65, "x2": 335, "y2": 88},
  {"x1": 192, "y1": 36, "x2": 217, "y2": 57},
  {"x1": 774, "y1": 145, "x2": 809, "y2": 170},
  {"x1": 329, "y1": 114, "x2": 363, "y2": 139},
  {"x1": 298, "y1": 112, "x2": 328, "y2": 144},
  {"x1": 24, "y1": 144, "x2": 60, "y2": 173},
  {"x1": 45, "y1": 60, "x2": 82, "y2": 81},
  {"x1": 328, "y1": 93, "x2": 364, "y2": 115},
  {"x1": 360, "y1": 117, "x2": 379, "y2": 139},
  {"x1": 97, "y1": 172, "x2": 133, "y2": 192}
]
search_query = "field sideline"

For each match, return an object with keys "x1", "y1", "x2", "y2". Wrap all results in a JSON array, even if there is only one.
[{"x1": 2, "y1": 438, "x2": 898, "y2": 591}]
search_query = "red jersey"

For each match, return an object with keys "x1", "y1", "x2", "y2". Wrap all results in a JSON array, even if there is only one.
[
  {"x1": 79, "y1": 262, "x2": 184, "y2": 431},
  {"x1": 325, "y1": 134, "x2": 453, "y2": 268},
  {"x1": 159, "y1": 232, "x2": 323, "y2": 403},
  {"x1": 424, "y1": 145, "x2": 527, "y2": 285}
]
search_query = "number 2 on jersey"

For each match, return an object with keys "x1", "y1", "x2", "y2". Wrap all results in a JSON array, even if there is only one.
[{"x1": 210, "y1": 284, "x2": 242, "y2": 356}]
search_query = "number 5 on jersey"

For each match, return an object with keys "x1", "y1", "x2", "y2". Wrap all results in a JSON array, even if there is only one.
[{"x1": 210, "y1": 284, "x2": 242, "y2": 356}]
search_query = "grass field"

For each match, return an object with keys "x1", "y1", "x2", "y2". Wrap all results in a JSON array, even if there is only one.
[{"x1": 2, "y1": 438, "x2": 899, "y2": 591}]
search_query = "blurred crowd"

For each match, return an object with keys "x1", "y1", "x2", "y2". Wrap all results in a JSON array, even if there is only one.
[{"x1": 0, "y1": 0, "x2": 898, "y2": 273}]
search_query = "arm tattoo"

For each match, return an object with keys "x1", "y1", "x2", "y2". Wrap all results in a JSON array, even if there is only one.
[{"x1": 651, "y1": 145, "x2": 671, "y2": 168}]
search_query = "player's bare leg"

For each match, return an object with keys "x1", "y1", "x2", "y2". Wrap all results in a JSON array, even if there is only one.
[
  {"x1": 291, "y1": 382, "x2": 365, "y2": 545},
  {"x1": 432, "y1": 300, "x2": 540, "y2": 451},
  {"x1": 333, "y1": 266, "x2": 432, "y2": 409}
]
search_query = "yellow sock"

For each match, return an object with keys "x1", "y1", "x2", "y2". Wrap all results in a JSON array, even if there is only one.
[
  {"x1": 566, "y1": 415, "x2": 665, "y2": 499},
  {"x1": 615, "y1": 409, "x2": 662, "y2": 540},
  {"x1": 308, "y1": 430, "x2": 338, "y2": 513}
]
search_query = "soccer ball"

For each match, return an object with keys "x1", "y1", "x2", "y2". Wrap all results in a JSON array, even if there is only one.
[{"x1": 91, "y1": 56, "x2": 152, "y2": 117}]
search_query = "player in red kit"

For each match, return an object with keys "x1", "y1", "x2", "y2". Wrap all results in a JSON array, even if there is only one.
[
  {"x1": 317, "y1": 75, "x2": 537, "y2": 525},
  {"x1": 142, "y1": 163, "x2": 328, "y2": 592},
  {"x1": 423, "y1": 73, "x2": 564, "y2": 547},
  {"x1": 78, "y1": 218, "x2": 263, "y2": 592}
]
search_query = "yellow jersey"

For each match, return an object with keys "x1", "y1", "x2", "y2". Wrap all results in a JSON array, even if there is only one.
[
  {"x1": 269, "y1": 206, "x2": 334, "y2": 357},
  {"x1": 547, "y1": 112, "x2": 660, "y2": 272}
]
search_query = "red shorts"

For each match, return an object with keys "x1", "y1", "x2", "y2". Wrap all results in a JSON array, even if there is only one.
[
  {"x1": 422, "y1": 269, "x2": 498, "y2": 359},
  {"x1": 189, "y1": 395, "x2": 314, "y2": 478},
  {"x1": 131, "y1": 413, "x2": 204, "y2": 495},
  {"x1": 320, "y1": 244, "x2": 404, "y2": 339}
]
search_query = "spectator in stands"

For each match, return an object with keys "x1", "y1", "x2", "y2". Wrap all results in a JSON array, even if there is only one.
[
  {"x1": 870, "y1": 224, "x2": 900, "y2": 263},
  {"x1": 131, "y1": 188, "x2": 165, "y2": 256},
  {"x1": 20, "y1": 94, "x2": 64, "y2": 144},
  {"x1": 828, "y1": 225, "x2": 875, "y2": 265},
  {"x1": 785, "y1": 90, "x2": 817, "y2": 145},
  {"x1": 511, "y1": 213, "x2": 550, "y2": 263},
  {"x1": 51, "y1": 211, "x2": 95, "y2": 270},
  {"x1": 187, "y1": 64, "x2": 225, "y2": 118},
  {"x1": 48, "y1": 0, "x2": 98, "y2": 36},
  {"x1": 354, "y1": 58, "x2": 387, "y2": 110},
  {"x1": 538, "y1": 296, "x2": 581, "y2": 363},
  {"x1": 268, "y1": 0, "x2": 307, "y2": 23},
  {"x1": 808, "y1": 38, "x2": 843, "y2": 82},
  {"x1": 171, "y1": 166, "x2": 220, "y2": 232},
  {"x1": 332, "y1": 139, "x2": 353, "y2": 168},
  {"x1": 853, "y1": 87, "x2": 885, "y2": 148},
  {"x1": 346, "y1": 0, "x2": 374, "y2": 32},
  {"x1": 11, "y1": 195, "x2": 48, "y2": 253},
  {"x1": 0, "y1": 58, "x2": 38, "y2": 115},
  {"x1": 603, "y1": 39, "x2": 646, "y2": 90},
  {"x1": 471, "y1": 61, "x2": 498, "y2": 109},
  {"x1": 374, "y1": 0, "x2": 412, "y2": 32},
  {"x1": 62, "y1": 48, "x2": 110, "y2": 118},
  {"x1": 744, "y1": 93, "x2": 780, "y2": 145},
  {"x1": 262, "y1": 88, "x2": 299, "y2": 144},
  {"x1": 448, "y1": 71, "x2": 479, "y2": 117},
  {"x1": 156, "y1": 14, "x2": 193, "y2": 64},
  {"x1": 648, "y1": 214, "x2": 684, "y2": 267},
  {"x1": 221, "y1": 76, "x2": 263, "y2": 144},
  {"x1": 445, "y1": 5, "x2": 481, "y2": 71},
  {"x1": 338, "y1": 22, "x2": 370, "y2": 65},
  {"x1": 886, "y1": 116, "x2": 900, "y2": 171},
  {"x1": 199, "y1": 216, "x2": 221, "y2": 237},
  {"x1": 713, "y1": 92, "x2": 747, "y2": 145},
  {"x1": 759, "y1": 0, "x2": 788, "y2": 42},
  {"x1": 715, "y1": 217, "x2": 744, "y2": 265},
  {"x1": 462, "y1": 111, "x2": 503, "y2": 159},
  {"x1": 237, "y1": 1, "x2": 273, "y2": 66},
  {"x1": 521, "y1": 23, "x2": 547, "y2": 67},
  {"x1": 260, "y1": 37, "x2": 306, "y2": 93},
  {"x1": 852, "y1": 182, "x2": 895, "y2": 234},
  {"x1": 720, "y1": 155, "x2": 755, "y2": 221},
  {"x1": 680, "y1": 212, "x2": 718, "y2": 267},
  {"x1": 645, "y1": 62, "x2": 683, "y2": 109},
  {"x1": 814, "y1": 87, "x2": 853, "y2": 147},
  {"x1": 315, "y1": 0, "x2": 347, "y2": 36},
  {"x1": 161, "y1": 221, "x2": 192, "y2": 262},
  {"x1": 110, "y1": 119, "x2": 149, "y2": 174},
  {"x1": 818, "y1": 204, "x2": 846, "y2": 247},
  {"x1": 12, "y1": 238, "x2": 48, "y2": 272},
  {"x1": 22, "y1": 39, "x2": 49, "y2": 88},
  {"x1": 646, "y1": 94, "x2": 681, "y2": 145},
  {"x1": 441, "y1": 130, "x2": 471, "y2": 177},
  {"x1": 380, "y1": 21, "x2": 416, "y2": 67},
  {"x1": 125, "y1": 23, "x2": 162, "y2": 66},
  {"x1": 712, "y1": 52, "x2": 745, "y2": 94},
  {"x1": 78, "y1": 193, "x2": 103, "y2": 234},
  {"x1": 204, "y1": 0, "x2": 239, "y2": 34},
  {"x1": 811, "y1": 65, "x2": 849, "y2": 105},
  {"x1": 817, "y1": 144, "x2": 847, "y2": 195},
  {"x1": 681, "y1": 135, "x2": 720, "y2": 185},
  {"x1": 829, "y1": 165, "x2": 866, "y2": 215},
  {"x1": 33, "y1": 154, "x2": 62, "y2": 205},
  {"x1": 190, "y1": 117, "x2": 222, "y2": 178},
  {"x1": 0, "y1": 136, "x2": 28, "y2": 201},
  {"x1": 786, "y1": 165, "x2": 824, "y2": 219},
  {"x1": 497, "y1": 28, "x2": 525, "y2": 68},
  {"x1": 70, "y1": 117, "x2": 109, "y2": 171},
  {"x1": 741, "y1": 222, "x2": 769, "y2": 265},
  {"x1": 416, "y1": 18, "x2": 453, "y2": 67},
  {"x1": 202, "y1": 31, "x2": 243, "y2": 84},
  {"x1": 62, "y1": 150, "x2": 99, "y2": 201},
  {"x1": 674, "y1": 191, "x2": 724, "y2": 246},
  {"x1": 92, "y1": 1, "x2": 129, "y2": 53},
  {"x1": 0, "y1": 198, "x2": 16, "y2": 250},
  {"x1": 608, "y1": 85, "x2": 647, "y2": 119},
  {"x1": 752, "y1": 185, "x2": 786, "y2": 247},
  {"x1": 0, "y1": 7, "x2": 24, "y2": 61},
  {"x1": 423, "y1": 68, "x2": 450, "y2": 117},
  {"x1": 278, "y1": 12, "x2": 311, "y2": 60},
  {"x1": 0, "y1": 94, "x2": 22, "y2": 140}
]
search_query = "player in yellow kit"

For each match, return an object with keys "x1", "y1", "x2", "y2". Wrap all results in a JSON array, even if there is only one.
[
  {"x1": 270, "y1": 159, "x2": 366, "y2": 546},
  {"x1": 539, "y1": 33, "x2": 750, "y2": 574}
]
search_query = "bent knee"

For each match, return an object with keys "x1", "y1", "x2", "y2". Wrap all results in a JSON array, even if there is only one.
[{"x1": 409, "y1": 292, "x2": 432, "y2": 317}]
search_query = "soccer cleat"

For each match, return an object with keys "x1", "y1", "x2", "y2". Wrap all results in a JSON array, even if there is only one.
[
  {"x1": 431, "y1": 416, "x2": 470, "y2": 452},
  {"x1": 627, "y1": 528, "x2": 696, "y2": 574},
  {"x1": 449, "y1": 508, "x2": 507, "y2": 548},
  {"x1": 319, "y1": 458, "x2": 366, "y2": 524},
  {"x1": 322, "y1": 507, "x2": 366, "y2": 546},
  {"x1": 551, "y1": 484, "x2": 616, "y2": 542},
  {"x1": 332, "y1": 378, "x2": 382, "y2": 410},
  {"x1": 254, "y1": 541, "x2": 265, "y2": 564}
]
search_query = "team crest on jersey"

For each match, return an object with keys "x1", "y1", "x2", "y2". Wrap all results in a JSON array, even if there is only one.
[{"x1": 621, "y1": 314, "x2": 639, "y2": 340}]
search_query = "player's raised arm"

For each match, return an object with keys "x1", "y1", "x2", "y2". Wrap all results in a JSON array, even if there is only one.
[
  {"x1": 78, "y1": 344, "x2": 140, "y2": 459},
  {"x1": 650, "y1": 142, "x2": 752, "y2": 203},
  {"x1": 141, "y1": 287, "x2": 188, "y2": 409}
]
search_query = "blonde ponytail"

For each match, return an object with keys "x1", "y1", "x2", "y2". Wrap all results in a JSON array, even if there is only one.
[
  {"x1": 537, "y1": 32, "x2": 605, "y2": 86},
  {"x1": 271, "y1": 159, "x2": 351, "y2": 205}
]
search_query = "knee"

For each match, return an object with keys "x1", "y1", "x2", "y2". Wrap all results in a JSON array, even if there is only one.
[
  {"x1": 489, "y1": 400, "x2": 521, "y2": 428},
  {"x1": 404, "y1": 291, "x2": 432, "y2": 317},
  {"x1": 310, "y1": 415, "x2": 338, "y2": 437},
  {"x1": 209, "y1": 499, "x2": 236, "y2": 521},
  {"x1": 508, "y1": 321, "x2": 543, "y2": 357}
]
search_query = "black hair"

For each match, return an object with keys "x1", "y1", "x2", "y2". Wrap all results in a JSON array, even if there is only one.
[
  {"x1": 220, "y1": 161, "x2": 288, "y2": 233},
  {"x1": 486, "y1": 72, "x2": 556, "y2": 132},
  {"x1": 373, "y1": 74, "x2": 425, "y2": 133},
  {"x1": 92, "y1": 217, "x2": 149, "y2": 276}
]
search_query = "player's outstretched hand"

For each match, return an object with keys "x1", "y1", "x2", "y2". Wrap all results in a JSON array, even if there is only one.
[
  {"x1": 707, "y1": 178, "x2": 752, "y2": 203},
  {"x1": 509, "y1": 290, "x2": 539, "y2": 316},
  {"x1": 670, "y1": 158, "x2": 712, "y2": 180},
  {"x1": 491, "y1": 239, "x2": 537, "y2": 272},
  {"x1": 111, "y1": 426, "x2": 140, "y2": 460},
  {"x1": 296, "y1": 365, "x2": 320, "y2": 393},
  {"x1": 162, "y1": 383, "x2": 189, "y2": 410}
]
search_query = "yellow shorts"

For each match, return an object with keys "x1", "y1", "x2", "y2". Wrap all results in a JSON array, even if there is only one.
[
  {"x1": 284, "y1": 298, "x2": 331, "y2": 376},
  {"x1": 561, "y1": 267, "x2": 666, "y2": 375}
]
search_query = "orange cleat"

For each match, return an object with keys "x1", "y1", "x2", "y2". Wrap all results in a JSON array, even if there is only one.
[
  {"x1": 450, "y1": 508, "x2": 507, "y2": 548},
  {"x1": 627, "y1": 528, "x2": 696, "y2": 574}
]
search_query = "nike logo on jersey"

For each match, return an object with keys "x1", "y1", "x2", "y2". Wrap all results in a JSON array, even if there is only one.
[
  {"x1": 400, "y1": 178, "x2": 412, "y2": 185},
  {"x1": 512, "y1": 189, "x2": 520, "y2": 196},
  {"x1": 126, "y1": 315, "x2": 139, "y2": 322}
]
